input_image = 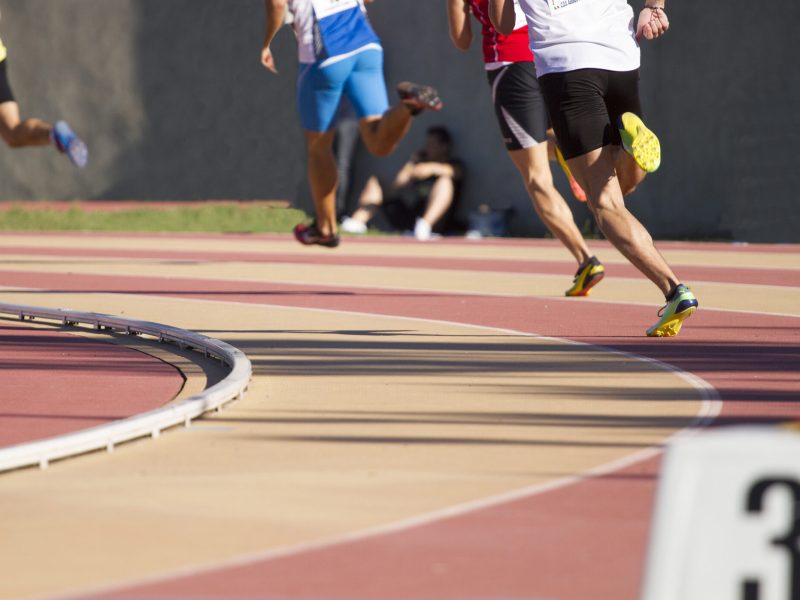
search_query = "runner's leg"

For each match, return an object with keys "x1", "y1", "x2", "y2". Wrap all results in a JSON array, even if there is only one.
[
  {"x1": 304, "y1": 129, "x2": 339, "y2": 238},
  {"x1": 567, "y1": 145, "x2": 678, "y2": 295},
  {"x1": 347, "y1": 49, "x2": 439, "y2": 156},
  {"x1": 508, "y1": 144, "x2": 591, "y2": 265},
  {"x1": 0, "y1": 102, "x2": 51, "y2": 148},
  {"x1": 491, "y1": 62, "x2": 591, "y2": 264},
  {"x1": 358, "y1": 106, "x2": 412, "y2": 157}
]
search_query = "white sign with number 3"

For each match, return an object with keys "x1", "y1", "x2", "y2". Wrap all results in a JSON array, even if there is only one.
[{"x1": 643, "y1": 427, "x2": 800, "y2": 600}]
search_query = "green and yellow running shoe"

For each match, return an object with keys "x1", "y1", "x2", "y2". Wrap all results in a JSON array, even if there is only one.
[
  {"x1": 565, "y1": 256, "x2": 605, "y2": 297},
  {"x1": 646, "y1": 284, "x2": 698, "y2": 337},
  {"x1": 618, "y1": 112, "x2": 661, "y2": 173}
]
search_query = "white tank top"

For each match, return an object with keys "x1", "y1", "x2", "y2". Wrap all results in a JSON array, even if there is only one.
[
  {"x1": 287, "y1": 0, "x2": 377, "y2": 64},
  {"x1": 516, "y1": 0, "x2": 640, "y2": 76}
]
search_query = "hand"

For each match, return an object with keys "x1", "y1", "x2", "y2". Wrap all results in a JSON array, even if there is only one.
[
  {"x1": 261, "y1": 46, "x2": 278, "y2": 74},
  {"x1": 636, "y1": 6, "x2": 669, "y2": 41}
]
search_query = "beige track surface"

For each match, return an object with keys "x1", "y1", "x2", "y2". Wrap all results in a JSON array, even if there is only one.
[{"x1": 0, "y1": 233, "x2": 782, "y2": 599}]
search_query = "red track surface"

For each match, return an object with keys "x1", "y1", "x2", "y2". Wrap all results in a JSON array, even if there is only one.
[
  {"x1": 3, "y1": 245, "x2": 799, "y2": 287},
  {"x1": 0, "y1": 322, "x2": 184, "y2": 448},
  {"x1": 1, "y1": 246, "x2": 797, "y2": 599}
]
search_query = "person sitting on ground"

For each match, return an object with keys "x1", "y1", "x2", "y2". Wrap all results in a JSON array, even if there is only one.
[{"x1": 341, "y1": 125, "x2": 464, "y2": 240}]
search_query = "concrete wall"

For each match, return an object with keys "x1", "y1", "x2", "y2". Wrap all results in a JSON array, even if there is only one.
[{"x1": 0, "y1": 0, "x2": 797, "y2": 242}]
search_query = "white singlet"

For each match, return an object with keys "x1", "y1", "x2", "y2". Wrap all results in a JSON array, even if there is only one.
[
  {"x1": 516, "y1": 0, "x2": 640, "y2": 76},
  {"x1": 287, "y1": 0, "x2": 376, "y2": 64}
]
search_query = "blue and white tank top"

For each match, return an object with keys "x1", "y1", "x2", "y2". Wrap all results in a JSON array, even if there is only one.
[{"x1": 287, "y1": 0, "x2": 381, "y2": 65}]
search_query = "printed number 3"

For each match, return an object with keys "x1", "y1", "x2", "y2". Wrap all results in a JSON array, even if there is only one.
[{"x1": 743, "y1": 478, "x2": 800, "y2": 600}]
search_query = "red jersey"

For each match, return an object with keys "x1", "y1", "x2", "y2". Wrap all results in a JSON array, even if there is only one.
[{"x1": 467, "y1": 0, "x2": 533, "y2": 66}]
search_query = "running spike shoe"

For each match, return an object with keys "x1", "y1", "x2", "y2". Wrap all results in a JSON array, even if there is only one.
[
  {"x1": 565, "y1": 256, "x2": 605, "y2": 297},
  {"x1": 555, "y1": 145, "x2": 587, "y2": 202},
  {"x1": 646, "y1": 284, "x2": 698, "y2": 337},
  {"x1": 52, "y1": 120, "x2": 88, "y2": 168},
  {"x1": 618, "y1": 112, "x2": 660, "y2": 173},
  {"x1": 397, "y1": 82, "x2": 443, "y2": 115},
  {"x1": 293, "y1": 222, "x2": 340, "y2": 248}
]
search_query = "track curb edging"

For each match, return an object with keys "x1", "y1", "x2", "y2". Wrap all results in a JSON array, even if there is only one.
[{"x1": 0, "y1": 302, "x2": 252, "y2": 472}]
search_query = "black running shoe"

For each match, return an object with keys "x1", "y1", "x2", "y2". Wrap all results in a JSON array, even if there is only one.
[
  {"x1": 397, "y1": 82, "x2": 443, "y2": 115},
  {"x1": 293, "y1": 223, "x2": 340, "y2": 248}
]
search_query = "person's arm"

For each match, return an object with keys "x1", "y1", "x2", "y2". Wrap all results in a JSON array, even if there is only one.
[
  {"x1": 488, "y1": 0, "x2": 516, "y2": 36},
  {"x1": 393, "y1": 161, "x2": 418, "y2": 188},
  {"x1": 261, "y1": 0, "x2": 287, "y2": 74},
  {"x1": 412, "y1": 161, "x2": 457, "y2": 180},
  {"x1": 447, "y1": 0, "x2": 473, "y2": 51},
  {"x1": 636, "y1": 1, "x2": 669, "y2": 41}
]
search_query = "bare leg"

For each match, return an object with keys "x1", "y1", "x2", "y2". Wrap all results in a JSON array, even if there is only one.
[
  {"x1": 568, "y1": 145, "x2": 678, "y2": 296},
  {"x1": 0, "y1": 102, "x2": 51, "y2": 148},
  {"x1": 420, "y1": 176, "x2": 455, "y2": 227},
  {"x1": 545, "y1": 129, "x2": 558, "y2": 162},
  {"x1": 509, "y1": 143, "x2": 592, "y2": 265},
  {"x1": 614, "y1": 147, "x2": 647, "y2": 196},
  {"x1": 350, "y1": 175, "x2": 384, "y2": 224},
  {"x1": 304, "y1": 129, "x2": 339, "y2": 237},
  {"x1": 358, "y1": 104, "x2": 413, "y2": 158}
]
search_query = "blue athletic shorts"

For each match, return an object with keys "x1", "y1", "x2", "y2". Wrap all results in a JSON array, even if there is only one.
[{"x1": 297, "y1": 47, "x2": 390, "y2": 133}]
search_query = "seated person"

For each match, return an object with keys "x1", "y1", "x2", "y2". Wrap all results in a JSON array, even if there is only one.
[{"x1": 341, "y1": 126, "x2": 464, "y2": 240}]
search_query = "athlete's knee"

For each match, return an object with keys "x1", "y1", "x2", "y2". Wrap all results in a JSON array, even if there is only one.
[
  {"x1": 358, "y1": 176, "x2": 384, "y2": 205},
  {"x1": 2, "y1": 127, "x2": 25, "y2": 148},
  {"x1": 431, "y1": 175, "x2": 455, "y2": 192},
  {"x1": 616, "y1": 155, "x2": 646, "y2": 196},
  {"x1": 620, "y1": 172, "x2": 645, "y2": 196},
  {"x1": 364, "y1": 137, "x2": 395, "y2": 158}
]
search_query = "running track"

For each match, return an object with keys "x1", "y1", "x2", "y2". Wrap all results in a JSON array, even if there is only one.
[{"x1": 0, "y1": 232, "x2": 798, "y2": 600}]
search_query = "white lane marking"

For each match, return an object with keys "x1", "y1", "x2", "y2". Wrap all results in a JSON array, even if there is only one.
[{"x1": 29, "y1": 291, "x2": 722, "y2": 600}]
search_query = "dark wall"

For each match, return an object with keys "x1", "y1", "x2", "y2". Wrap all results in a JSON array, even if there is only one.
[{"x1": 0, "y1": 0, "x2": 797, "y2": 242}]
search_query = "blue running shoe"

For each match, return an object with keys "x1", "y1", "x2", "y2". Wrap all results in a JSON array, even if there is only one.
[{"x1": 52, "y1": 121, "x2": 88, "y2": 168}]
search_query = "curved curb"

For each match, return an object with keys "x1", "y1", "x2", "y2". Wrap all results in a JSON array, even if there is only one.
[{"x1": 0, "y1": 302, "x2": 252, "y2": 472}]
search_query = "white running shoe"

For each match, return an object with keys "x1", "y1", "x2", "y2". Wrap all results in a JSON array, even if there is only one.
[
  {"x1": 340, "y1": 216, "x2": 367, "y2": 234},
  {"x1": 414, "y1": 218, "x2": 432, "y2": 241}
]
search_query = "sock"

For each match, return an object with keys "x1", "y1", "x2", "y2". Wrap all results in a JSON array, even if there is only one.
[{"x1": 665, "y1": 284, "x2": 683, "y2": 302}]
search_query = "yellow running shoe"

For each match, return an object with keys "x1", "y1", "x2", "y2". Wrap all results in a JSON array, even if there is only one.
[
  {"x1": 646, "y1": 284, "x2": 699, "y2": 337},
  {"x1": 555, "y1": 145, "x2": 587, "y2": 202},
  {"x1": 565, "y1": 256, "x2": 605, "y2": 297},
  {"x1": 619, "y1": 112, "x2": 661, "y2": 173}
]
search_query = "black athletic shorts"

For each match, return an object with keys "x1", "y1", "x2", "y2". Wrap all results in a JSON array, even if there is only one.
[
  {"x1": 487, "y1": 61, "x2": 548, "y2": 151},
  {"x1": 538, "y1": 68, "x2": 642, "y2": 160},
  {"x1": 0, "y1": 59, "x2": 14, "y2": 104}
]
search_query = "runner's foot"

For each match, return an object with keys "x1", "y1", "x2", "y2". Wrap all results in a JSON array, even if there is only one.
[
  {"x1": 52, "y1": 121, "x2": 88, "y2": 168},
  {"x1": 565, "y1": 256, "x2": 605, "y2": 297},
  {"x1": 293, "y1": 223, "x2": 340, "y2": 248},
  {"x1": 397, "y1": 82, "x2": 443, "y2": 115},
  {"x1": 646, "y1": 284, "x2": 698, "y2": 337},
  {"x1": 618, "y1": 112, "x2": 660, "y2": 173}
]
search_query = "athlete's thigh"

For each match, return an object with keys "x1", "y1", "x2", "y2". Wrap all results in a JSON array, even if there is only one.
[
  {"x1": 0, "y1": 58, "x2": 17, "y2": 112},
  {"x1": 296, "y1": 59, "x2": 353, "y2": 133},
  {"x1": 604, "y1": 68, "x2": 643, "y2": 147},
  {"x1": 538, "y1": 69, "x2": 612, "y2": 160},
  {"x1": 0, "y1": 100, "x2": 21, "y2": 137},
  {"x1": 567, "y1": 144, "x2": 625, "y2": 211},
  {"x1": 343, "y1": 49, "x2": 389, "y2": 120},
  {"x1": 488, "y1": 62, "x2": 549, "y2": 151}
]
